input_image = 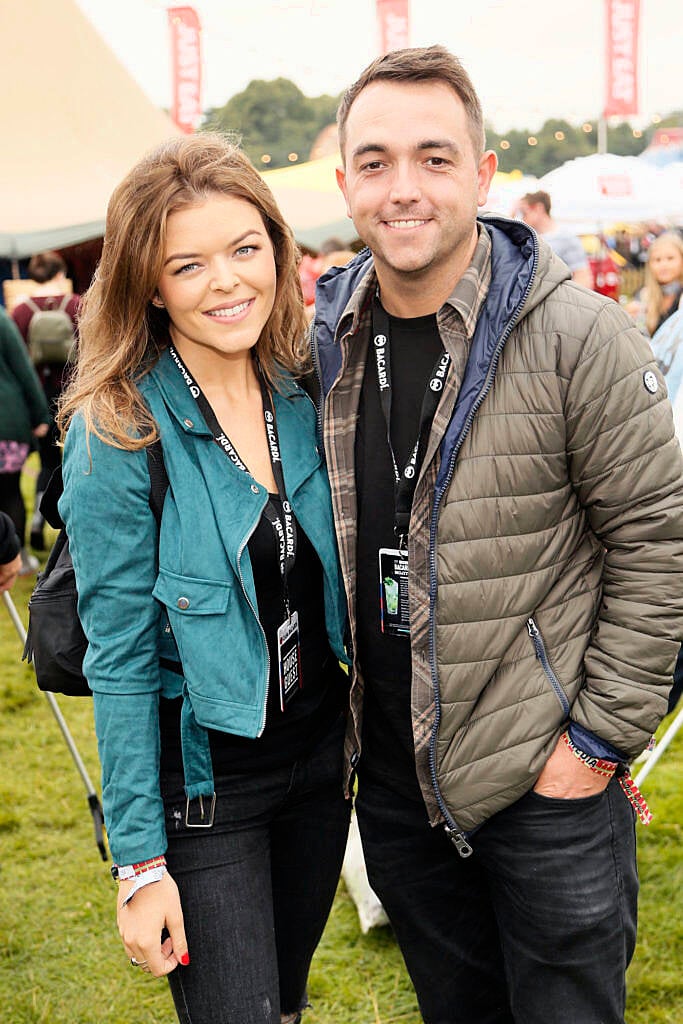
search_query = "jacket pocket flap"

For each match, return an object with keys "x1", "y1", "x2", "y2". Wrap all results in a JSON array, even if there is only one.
[{"x1": 153, "y1": 568, "x2": 232, "y2": 615}]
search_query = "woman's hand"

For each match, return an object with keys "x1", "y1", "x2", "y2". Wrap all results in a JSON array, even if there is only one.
[
  {"x1": 117, "y1": 870, "x2": 190, "y2": 977},
  {"x1": 32, "y1": 423, "x2": 49, "y2": 438}
]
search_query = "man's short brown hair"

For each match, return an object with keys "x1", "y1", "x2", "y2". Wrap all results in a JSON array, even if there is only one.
[
  {"x1": 521, "y1": 191, "x2": 552, "y2": 215},
  {"x1": 337, "y1": 45, "x2": 485, "y2": 160}
]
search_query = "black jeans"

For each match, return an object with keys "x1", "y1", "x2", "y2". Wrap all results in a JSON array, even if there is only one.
[
  {"x1": 161, "y1": 714, "x2": 350, "y2": 1024},
  {"x1": 356, "y1": 773, "x2": 638, "y2": 1024}
]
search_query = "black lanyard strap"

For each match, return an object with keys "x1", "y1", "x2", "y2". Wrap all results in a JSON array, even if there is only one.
[
  {"x1": 371, "y1": 297, "x2": 450, "y2": 542},
  {"x1": 168, "y1": 345, "x2": 297, "y2": 610}
]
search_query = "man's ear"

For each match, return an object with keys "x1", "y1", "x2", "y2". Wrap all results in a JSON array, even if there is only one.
[
  {"x1": 336, "y1": 165, "x2": 352, "y2": 219},
  {"x1": 477, "y1": 150, "x2": 498, "y2": 208}
]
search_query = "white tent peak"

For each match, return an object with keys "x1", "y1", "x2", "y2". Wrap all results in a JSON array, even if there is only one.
[{"x1": 1, "y1": 0, "x2": 181, "y2": 258}]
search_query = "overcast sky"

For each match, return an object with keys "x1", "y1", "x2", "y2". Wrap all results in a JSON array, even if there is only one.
[{"x1": 75, "y1": 0, "x2": 682, "y2": 132}]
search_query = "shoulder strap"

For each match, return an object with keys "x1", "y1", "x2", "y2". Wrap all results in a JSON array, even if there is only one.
[
  {"x1": 58, "y1": 294, "x2": 71, "y2": 312},
  {"x1": 146, "y1": 438, "x2": 169, "y2": 524},
  {"x1": 25, "y1": 296, "x2": 41, "y2": 314}
]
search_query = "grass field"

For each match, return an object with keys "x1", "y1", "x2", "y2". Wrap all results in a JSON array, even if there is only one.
[{"x1": 1, "y1": 460, "x2": 682, "y2": 1022}]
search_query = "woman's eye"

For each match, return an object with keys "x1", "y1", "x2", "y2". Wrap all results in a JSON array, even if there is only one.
[
  {"x1": 175, "y1": 262, "x2": 200, "y2": 275},
  {"x1": 235, "y1": 245, "x2": 257, "y2": 257}
]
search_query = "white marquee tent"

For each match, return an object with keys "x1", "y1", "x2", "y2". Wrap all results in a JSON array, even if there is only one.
[{"x1": 0, "y1": 0, "x2": 181, "y2": 260}]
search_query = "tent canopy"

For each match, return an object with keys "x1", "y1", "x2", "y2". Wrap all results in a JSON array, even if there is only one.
[
  {"x1": 262, "y1": 154, "x2": 356, "y2": 249},
  {"x1": 0, "y1": 0, "x2": 181, "y2": 259}
]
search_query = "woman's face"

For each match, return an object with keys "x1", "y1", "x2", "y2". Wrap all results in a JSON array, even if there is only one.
[
  {"x1": 649, "y1": 240, "x2": 683, "y2": 286},
  {"x1": 155, "y1": 193, "x2": 277, "y2": 367}
]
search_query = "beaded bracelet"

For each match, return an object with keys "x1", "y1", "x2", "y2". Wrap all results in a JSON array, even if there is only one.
[{"x1": 561, "y1": 730, "x2": 652, "y2": 825}]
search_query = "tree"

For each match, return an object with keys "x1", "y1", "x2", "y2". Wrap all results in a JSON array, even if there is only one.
[{"x1": 203, "y1": 78, "x2": 339, "y2": 169}]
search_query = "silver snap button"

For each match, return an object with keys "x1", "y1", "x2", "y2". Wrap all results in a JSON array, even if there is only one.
[
  {"x1": 183, "y1": 418, "x2": 194, "y2": 428},
  {"x1": 250, "y1": 484, "x2": 259, "y2": 494},
  {"x1": 177, "y1": 596, "x2": 190, "y2": 610},
  {"x1": 643, "y1": 371, "x2": 658, "y2": 394}
]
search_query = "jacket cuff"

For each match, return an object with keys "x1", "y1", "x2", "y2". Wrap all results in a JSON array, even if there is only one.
[{"x1": 568, "y1": 721, "x2": 627, "y2": 763}]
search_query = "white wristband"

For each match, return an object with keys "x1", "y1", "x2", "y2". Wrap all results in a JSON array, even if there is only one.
[{"x1": 120, "y1": 866, "x2": 167, "y2": 907}]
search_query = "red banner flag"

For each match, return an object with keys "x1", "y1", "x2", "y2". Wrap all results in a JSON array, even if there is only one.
[
  {"x1": 377, "y1": 0, "x2": 410, "y2": 55},
  {"x1": 604, "y1": 0, "x2": 640, "y2": 117},
  {"x1": 168, "y1": 6, "x2": 202, "y2": 133}
]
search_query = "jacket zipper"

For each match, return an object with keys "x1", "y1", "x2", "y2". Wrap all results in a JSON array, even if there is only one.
[
  {"x1": 309, "y1": 319, "x2": 326, "y2": 455},
  {"x1": 427, "y1": 240, "x2": 540, "y2": 858},
  {"x1": 526, "y1": 617, "x2": 570, "y2": 716},
  {"x1": 236, "y1": 500, "x2": 270, "y2": 736}
]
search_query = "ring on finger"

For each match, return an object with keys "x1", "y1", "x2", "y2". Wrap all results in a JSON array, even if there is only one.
[{"x1": 130, "y1": 956, "x2": 148, "y2": 968}]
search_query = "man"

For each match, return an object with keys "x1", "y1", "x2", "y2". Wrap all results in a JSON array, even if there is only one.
[
  {"x1": 311, "y1": 45, "x2": 683, "y2": 1024},
  {"x1": 516, "y1": 189, "x2": 593, "y2": 287}
]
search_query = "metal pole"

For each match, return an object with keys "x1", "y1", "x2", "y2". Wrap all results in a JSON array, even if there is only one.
[
  {"x1": 2, "y1": 591, "x2": 108, "y2": 859},
  {"x1": 634, "y1": 705, "x2": 683, "y2": 787},
  {"x1": 598, "y1": 116, "x2": 608, "y2": 154}
]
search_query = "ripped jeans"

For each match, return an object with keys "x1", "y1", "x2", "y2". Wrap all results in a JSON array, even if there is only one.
[{"x1": 161, "y1": 714, "x2": 350, "y2": 1024}]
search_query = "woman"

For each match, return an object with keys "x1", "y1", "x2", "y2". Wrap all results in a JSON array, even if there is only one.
[
  {"x1": 627, "y1": 231, "x2": 683, "y2": 336},
  {"x1": 11, "y1": 250, "x2": 80, "y2": 550},
  {"x1": 57, "y1": 134, "x2": 351, "y2": 1024},
  {"x1": 0, "y1": 307, "x2": 49, "y2": 573}
]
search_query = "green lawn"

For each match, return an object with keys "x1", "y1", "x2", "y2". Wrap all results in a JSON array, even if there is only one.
[{"x1": 1, "y1": 461, "x2": 681, "y2": 1022}]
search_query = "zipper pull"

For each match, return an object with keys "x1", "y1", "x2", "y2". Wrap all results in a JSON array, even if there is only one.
[
  {"x1": 444, "y1": 826, "x2": 473, "y2": 858},
  {"x1": 526, "y1": 617, "x2": 539, "y2": 638}
]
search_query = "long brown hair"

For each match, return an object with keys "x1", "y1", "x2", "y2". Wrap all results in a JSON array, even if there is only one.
[
  {"x1": 643, "y1": 231, "x2": 683, "y2": 337},
  {"x1": 58, "y1": 133, "x2": 307, "y2": 449}
]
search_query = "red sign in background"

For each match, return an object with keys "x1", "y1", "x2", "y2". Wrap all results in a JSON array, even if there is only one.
[
  {"x1": 168, "y1": 6, "x2": 202, "y2": 134},
  {"x1": 604, "y1": 0, "x2": 640, "y2": 117},
  {"x1": 377, "y1": 0, "x2": 410, "y2": 55}
]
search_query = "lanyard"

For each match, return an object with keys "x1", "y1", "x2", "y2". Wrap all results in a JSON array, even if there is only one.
[
  {"x1": 168, "y1": 345, "x2": 297, "y2": 613},
  {"x1": 371, "y1": 296, "x2": 450, "y2": 544}
]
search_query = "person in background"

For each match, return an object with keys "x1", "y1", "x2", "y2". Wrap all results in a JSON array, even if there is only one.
[
  {"x1": 57, "y1": 133, "x2": 350, "y2": 1024},
  {"x1": 626, "y1": 231, "x2": 683, "y2": 337},
  {"x1": 517, "y1": 189, "x2": 593, "y2": 288},
  {"x1": 0, "y1": 307, "x2": 50, "y2": 574},
  {"x1": 312, "y1": 44, "x2": 683, "y2": 1024},
  {"x1": 12, "y1": 251, "x2": 80, "y2": 550},
  {"x1": 0, "y1": 510, "x2": 22, "y2": 591}
]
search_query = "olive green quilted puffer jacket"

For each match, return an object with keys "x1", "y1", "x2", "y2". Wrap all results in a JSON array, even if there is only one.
[{"x1": 314, "y1": 218, "x2": 683, "y2": 841}]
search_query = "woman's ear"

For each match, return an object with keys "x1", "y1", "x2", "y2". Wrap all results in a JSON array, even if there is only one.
[{"x1": 151, "y1": 292, "x2": 165, "y2": 309}]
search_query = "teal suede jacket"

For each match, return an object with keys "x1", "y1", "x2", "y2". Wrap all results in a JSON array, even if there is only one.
[{"x1": 60, "y1": 348, "x2": 349, "y2": 864}]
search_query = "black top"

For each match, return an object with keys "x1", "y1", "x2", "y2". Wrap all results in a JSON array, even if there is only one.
[
  {"x1": 355, "y1": 308, "x2": 444, "y2": 796},
  {"x1": 159, "y1": 494, "x2": 346, "y2": 775}
]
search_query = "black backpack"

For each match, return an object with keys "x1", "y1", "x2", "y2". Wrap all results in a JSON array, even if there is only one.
[{"x1": 23, "y1": 441, "x2": 170, "y2": 696}]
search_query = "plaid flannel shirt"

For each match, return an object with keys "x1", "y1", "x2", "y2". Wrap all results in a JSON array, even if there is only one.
[{"x1": 321, "y1": 227, "x2": 492, "y2": 820}]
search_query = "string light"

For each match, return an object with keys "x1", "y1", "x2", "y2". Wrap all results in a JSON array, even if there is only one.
[
  {"x1": 554, "y1": 131, "x2": 565, "y2": 141},
  {"x1": 500, "y1": 140, "x2": 510, "y2": 150},
  {"x1": 582, "y1": 123, "x2": 593, "y2": 133},
  {"x1": 261, "y1": 154, "x2": 272, "y2": 164},
  {"x1": 527, "y1": 136, "x2": 538, "y2": 146},
  {"x1": 288, "y1": 152, "x2": 299, "y2": 162}
]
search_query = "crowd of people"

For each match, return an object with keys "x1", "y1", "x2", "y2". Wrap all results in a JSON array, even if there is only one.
[{"x1": 4, "y1": 42, "x2": 683, "y2": 1024}]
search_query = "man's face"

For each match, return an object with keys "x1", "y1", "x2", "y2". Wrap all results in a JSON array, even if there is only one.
[
  {"x1": 336, "y1": 80, "x2": 496, "y2": 289},
  {"x1": 517, "y1": 200, "x2": 544, "y2": 231}
]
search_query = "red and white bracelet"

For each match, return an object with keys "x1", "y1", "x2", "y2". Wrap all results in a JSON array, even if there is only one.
[
  {"x1": 561, "y1": 731, "x2": 652, "y2": 824},
  {"x1": 112, "y1": 855, "x2": 167, "y2": 882}
]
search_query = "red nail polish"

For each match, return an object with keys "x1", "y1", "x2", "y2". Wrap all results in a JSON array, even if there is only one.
[{"x1": 180, "y1": 952, "x2": 190, "y2": 966}]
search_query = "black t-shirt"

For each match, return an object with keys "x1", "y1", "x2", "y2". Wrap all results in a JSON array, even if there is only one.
[
  {"x1": 355, "y1": 307, "x2": 444, "y2": 795},
  {"x1": 159, "y1": 493, "x2": 347, "y2": 776}
]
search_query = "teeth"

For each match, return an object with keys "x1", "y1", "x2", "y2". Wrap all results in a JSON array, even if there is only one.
[
  {"x1": 386, "y1": 219, "x2": 427, "y2": 229},
  {"x1": 206, "y1": 301, "x2": 250, "y2": 318}
]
